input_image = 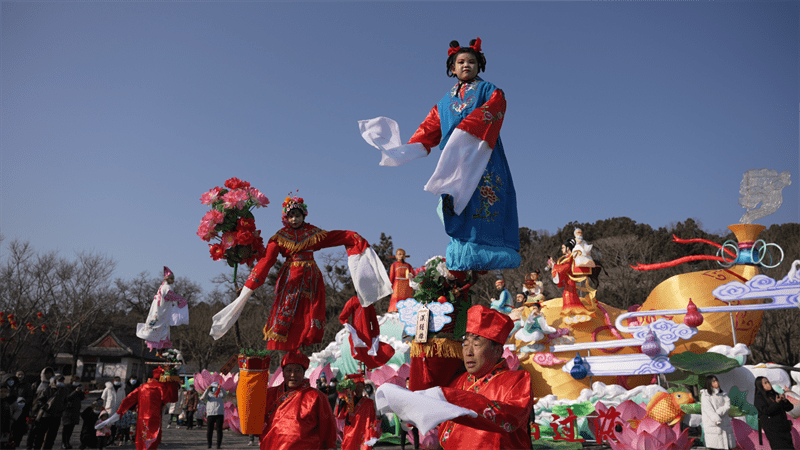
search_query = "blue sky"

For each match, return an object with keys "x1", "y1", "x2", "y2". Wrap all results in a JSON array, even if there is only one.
[{"x1": 2, "y1": 1, "x2": 798, "y2": 295}]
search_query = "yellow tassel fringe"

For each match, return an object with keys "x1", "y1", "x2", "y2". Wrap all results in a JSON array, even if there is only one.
[{"x1": 410, "y1": 337, "x2": 463, "y2": 359}]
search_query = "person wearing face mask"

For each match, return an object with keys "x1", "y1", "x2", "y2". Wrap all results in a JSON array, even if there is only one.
[
  {"x1": 79, "y1": 400, "x2": 103, "y2": 450},
  {"x1": 25, "y1": 367, "x2": 55, "y2": 450},
  {"x1": 101, "y1": 377, "x2": 125, "y2": 445},
  {"x1": 115, "y1": 375, "x2": 138, "y2": 446},
  {"x1": 60, "y1": 377, "x2": 85, "y2": 449},
  {"x1": 6, "y1": 395, "x2": 29, "y2": 449},
  {"x1": 31, "y1": 375, "x2": 71, "y2": 449}
]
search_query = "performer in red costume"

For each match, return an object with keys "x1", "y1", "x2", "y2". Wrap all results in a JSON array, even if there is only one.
[
  {"x1": 98, "y1": 367, "x2": 179, "y2": 450},
  {"x1": 547, "y1": 238, "x2": 593, "y2": 316},
  {"x1": 260, "y1": 351, "x2": 337, "y2": 450},
  {"x1": 437, "y1": 305, "x2": 532, "y2": 450},
  {"x1": 339, "y1": 296, "x2": 395, "y2": 369},
  {"x1": 388, "y1": 249, "x2": 414, "y2": 312},
  {"x1": 336, "y1": 374, "x2": 381, "y2": 450},
  {"x1": 243, "y1": 195, "x2": 370, "y2": 350}
]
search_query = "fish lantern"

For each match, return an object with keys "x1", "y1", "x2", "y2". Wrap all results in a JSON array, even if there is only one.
[
  {"x1": 683, "y1": 300, "x2": 703, "y2": 328},
  {"x1": 570, "y1": 353, "x2": 588, "y2": 380},
  {"x1": 641, "y1": 329, "x2": 661, "y2": 357}
]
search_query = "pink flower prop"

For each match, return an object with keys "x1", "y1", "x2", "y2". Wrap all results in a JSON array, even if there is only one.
[
  {"x1": 197, "y1": 222, "x2": 217, "y2": 241},
  {"x1": 308, "y1": 363, "x2": 335, "y2": 387},
  {"x1": 502, "y1": 347, "x2": 520, "y2": 371},
  {"x1": 221, "y1": 232, "x2": 237, "y2": 250},
  {"x1": 248, "y1": 188, "x2": 269, "y2": 207},
  {"x1": 200, "y1": 187, "x2": 223, "y2": 205},
  {"x1": 614, "y1": 400, "x2": 647, "y2": 422},
  {"x1": 609, "y1": 417, "x2": 693, "y2": 450},
  {"x1": 413, "y1": 426, "x2": 440, "y2": 450},
  {"x1": 269, "y1": 369, "x2": 284, "y2": 387},
  {"x1": 222, "y1": 189, "x2": 250, "y2": 210},
  {"x1": 193, "y1": 370, "x2": 238, "y2": 394},
  {"x1": 223, "y1": 402, "x2": 239, "y2": 433},
  {"x1": 731, "y1": 416, "x2": 800, "y2": 450}
]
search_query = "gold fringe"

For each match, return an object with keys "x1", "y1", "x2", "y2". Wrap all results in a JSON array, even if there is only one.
[
  {"x1": 287, "y1": 261, "x2": 316, "y2": 268},
  {"x1": 410, "y1": 337, "x2": 463, "y2": 359},
  {"x1": 271, "y1": 228, "x2": 329, "y2": 254},
  {"x1": 263, "y1": 327, "x2": 288, "y2": 342}
]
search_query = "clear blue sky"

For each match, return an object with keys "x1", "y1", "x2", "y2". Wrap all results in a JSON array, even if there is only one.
[{"x1": 2, "y1": 2, "x2": 798, "y2": 295}]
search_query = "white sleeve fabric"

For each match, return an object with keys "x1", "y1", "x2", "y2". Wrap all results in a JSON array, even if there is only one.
[
  {"x1": 95, "y1": 412, "x2": 120, "y2": 430},
  {"x1": 375, "y1": 383, "x2": 477, "y2": 436},
  {"x1": 348, "y1": 247, "x2": 393, "y2": 307},
  {"x1": 423, "y1": 128, "x2": 492, "y2": 216},
  {"x1": 359, "y1": 117, "x2": 428, "y2": 167},
  {"x1": 209, "y1": 287, "x2": 253, "y2": 340}
]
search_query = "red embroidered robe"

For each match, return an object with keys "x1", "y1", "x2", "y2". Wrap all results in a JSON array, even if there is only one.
[
  {"x1": 388, "y1": 261, "x2": 414, "y2": 312},
  {"x1": 245, "y1": 223, "x2": 368, "y2": 350},
  {"x1": 339, "y1": 296, "x2": 395, "y2": 369},
  {"x1": 259, "y1": 381, "x2": 337, "y2": 450},
  {"x1": 438, "y1": 361, "x2": 532, "y2": 450},
  {"x1": 551, "y1": 252, "x2": 592, "y2": 315},
  {"x1": 116, "y1": 380, "x2": 179, "y2": 450},
  {"x1": 337, "y1": 396, "x2": 380, "y2": 450}
]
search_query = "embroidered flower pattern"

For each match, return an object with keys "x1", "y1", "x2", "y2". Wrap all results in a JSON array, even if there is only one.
[
  {"x1": 480, "y1": 103, "x2": 504, "y2": 125},
  {"x1": 473, "y1": 167, "x2": 501, "y2": 221},
  {"x1": 449, "y1": 78, "x2": 481, "y2": 115}
]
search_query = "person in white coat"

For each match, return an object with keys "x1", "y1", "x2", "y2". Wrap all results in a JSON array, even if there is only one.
[
  {"x1": 701, "y1": 375, "x2": 737, "y2": 450},
  {"x1": 101, "y1": 376, "x2": 125, "y2": 443},
  {"x1": 200, "y1": 382, "x2": 227, "y2": 449},
  {"x1": 167, "y1": 387, "x2": 185, "y2": 428}
]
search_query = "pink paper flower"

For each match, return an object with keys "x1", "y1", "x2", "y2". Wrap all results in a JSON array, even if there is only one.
[
  {"x1": 222, "y1": 189, "x2": 249, "y2": 210},
  {"x1": 221, "y1": 232, "x2": 237, "y2": 249},
  {"x1": 200, "y1": 186, "x2": 223, "y2": 205},
  {"x1": 502, "y1": 347, "x2": 520, "y2": 371},
  {"x1": 197, "y1": 223, "x2": 216, "y2": 242},
  {"x1": 248, "y1": 188, "x2": 269, "y2": 207}
]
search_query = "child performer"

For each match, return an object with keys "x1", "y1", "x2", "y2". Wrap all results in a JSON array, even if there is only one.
[{"x1": 360, "y1": 38, "x2": 520, "y2": 275}]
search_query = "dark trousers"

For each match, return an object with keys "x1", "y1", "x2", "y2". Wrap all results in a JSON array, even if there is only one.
[
  {"x1": 185, "y1": 411, "x2": 195, "y2": 429},
  {"x1": 206, "y1": 415, "x2": 223, "y2": 448},
  {"x1": 61, "y1": 423, "x2": 76, "y2": 447},
  {"x1": 33, "y1": 416, "x2": 60, "y2": 449}
]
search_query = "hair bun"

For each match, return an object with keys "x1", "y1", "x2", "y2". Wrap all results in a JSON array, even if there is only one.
[
  {"x1": 468, "y1": 39, "x2": 477, "y2": 46},
  {"x1": 449, "y1": 40, "x2": 460, "y2": 48}
]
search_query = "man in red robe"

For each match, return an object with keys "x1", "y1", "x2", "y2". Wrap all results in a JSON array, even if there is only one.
[
  {"x1": 107, "y1": 367, "x2": 179, "y2": 450},
  {"x1": 336, "y1": 374, "x2": 380, "y2": 450},
  {"x1": 339, "y1": 296, "x2": 395, "y2": 369},
  {"x1": 437, "y1": 305, "x2": 533, "y2": 450},
  {"x1": 260, "y1": 351, "x2": 337, "y2": 450}
]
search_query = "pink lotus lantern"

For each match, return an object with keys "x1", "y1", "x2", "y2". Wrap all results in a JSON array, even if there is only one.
[
  {"x1": 731, "y1": 417, "x2": 800, "y2": 450},
  {"x1": 502, "y1": 347, "x2": 520, "y2": 371},
  {"x1": 193, "y1": 370, "x2": 238, "y2": 394},
  {"x1": 609, "y1": 416, "x2": 693, "y2": 450},
  {"x1": 223, "y1": 402, "x2": 240, "y2": 433},
  {"x1": 367, "y1": 363, "x2": 411, "y2": 388}
]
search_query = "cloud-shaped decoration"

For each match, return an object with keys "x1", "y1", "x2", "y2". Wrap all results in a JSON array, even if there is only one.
[
  {"x1": 396, "y1": 298, "x2": 453, "y2": 335},
  {"x1": 534, "y1": 381, "x2": 668, "y2": 420},
  {"x1": 708, "y1": 343, "x2": 750, "y2": 365},
  {"x1": 531, "y1": 352, "x2": 566, "y2": 367},
  {"x1": 713, "y1": 262, "x2": 800, "y2": 304},
  {"x1": 632, "y1": 356, "x2": 671, "y2": 375}
]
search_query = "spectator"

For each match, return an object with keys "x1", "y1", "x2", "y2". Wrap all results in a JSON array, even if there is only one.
[
  {"x1": 60, "y1": 376, "x2": 85, "y2": 449},
  {"x1": 79, "y1": 400, "x2": 103, "y2": 450},
  {"x1": 166, "y1": 387, "x2": 185, "y2": 429},
  {"x1": 31, "y1": 375, "x2": 70, "y2": 449},
  {"x1": 182, "y1": 385, "x2": 198, "y2": 430},
  {"x1": 200, "y1": 383, "x2": 226, "y2": 449}
]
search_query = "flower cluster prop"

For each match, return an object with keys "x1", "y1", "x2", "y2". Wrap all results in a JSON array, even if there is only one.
[
  {"x1": 159, "y1": 349, "x2": 184, "y2": 376},
  {"x1": 601, "y1": 400, "x2": 694, "y2": 450},
  {"x1": 197, "y1": 177, "x2": 269, "y2": 268}
]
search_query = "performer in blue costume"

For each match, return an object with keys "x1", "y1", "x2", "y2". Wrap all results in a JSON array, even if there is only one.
[{"x1": 360, "y1": 37, "x2": 520, "y2": 272}]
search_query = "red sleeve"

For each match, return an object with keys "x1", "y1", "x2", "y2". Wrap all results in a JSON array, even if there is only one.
[
  {"x1": 310, "y1": 230, "x2": 370, "y2": 256},
  {"x1": 116, "y1": 388, "x2": 140, "y2": 416},
  {"x1": 441, "y1": 371, "x2": 531, "y2": 434},
  {"x1": 389, "y1": 262, "x2": 397, "y2": 284},
  {"x1": 244, "y1": 239, "x2": 281, "y2": 290},
  {"x1": 408, "y1": 105, "x2": 441, "y2": 152},
  {"x1": 455, "y1": 89, "x2": 506, "y2": 150},
  {"x1": 316, "y1": 391, "x2": 338, "y2": 450},
  {"x1": 365, "y1": 305, "x2": 380, "y2": 336},
  {"x1": 552, "y1": 258, "x2": 570, "y2": 288},
  {"x1": 339, "y1": 296, "x2": 360, "y2": 325}
]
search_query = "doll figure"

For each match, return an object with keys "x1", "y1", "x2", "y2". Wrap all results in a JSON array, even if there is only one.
[
  {"x1": 572, "y1": 228, "x2": 595, "y2": 268},
  {"x1": 514, "y1": 303, "x2": 556, "y2": 353},
  {"x1": 388, "y1": 249, "x2": 414, "y2": 312},
  {"x1": 490, "y1": 279, "x2": 514, "y2": 314},
  {"x1": 522, "y1": 270, "x2": 544, "y2": 304},
  {"x1": 547, "y1": 239, "x2": 593, "y2": 316},
  {"x1": 360, "y1": 37, "x2": 520, "y2": 275},
  {"x1": 136, "y1": 267, "x2": 189, "y2": 350}
]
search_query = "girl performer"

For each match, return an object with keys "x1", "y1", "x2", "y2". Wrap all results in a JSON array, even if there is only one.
[
  {"x1": 210, "y1": 194, "x2": 390, "y2": 350},
  {"x1": 136, "y1": 267, "x2": 189, "y2": 350},
  {"x1": 360, "y1": 38, "x2": 520, "y2": 273}
]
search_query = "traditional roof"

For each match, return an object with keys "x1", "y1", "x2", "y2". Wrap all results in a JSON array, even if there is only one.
[{"x1": 80, "y1": 330, "x2": 160, "y2": 361}]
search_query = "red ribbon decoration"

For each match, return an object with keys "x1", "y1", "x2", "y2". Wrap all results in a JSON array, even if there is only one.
[{"x1": 447, "y1": 37, "x2": 482, "y2": 56}]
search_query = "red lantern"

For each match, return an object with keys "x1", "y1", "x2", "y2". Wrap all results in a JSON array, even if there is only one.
[
  {"x1": 41, "y1": 324, "x2": 47, "y2": 331},
  {"x1": 0, "y1": 311, "x2": 4, "y2": 317},
  {"x1": 36, "y1": 312, "x2": 43, "y2": 319},
  {"x1": 437, "y1": 296, "x2": 448, "y2": 303},
  {"x1": 7, "y1": 314, "x2": 14, "y2": 320}
]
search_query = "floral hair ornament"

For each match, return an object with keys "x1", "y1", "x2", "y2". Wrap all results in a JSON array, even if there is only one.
[
  {"x1": 163, "y1": 266, "x2": 174, "y2": 279},
  {"x1": 447, "y1": 36, "x2": 482, "y2": 56},
  {"x1": 281, "y1": 191, "x2": 308, "y2": 227}
]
